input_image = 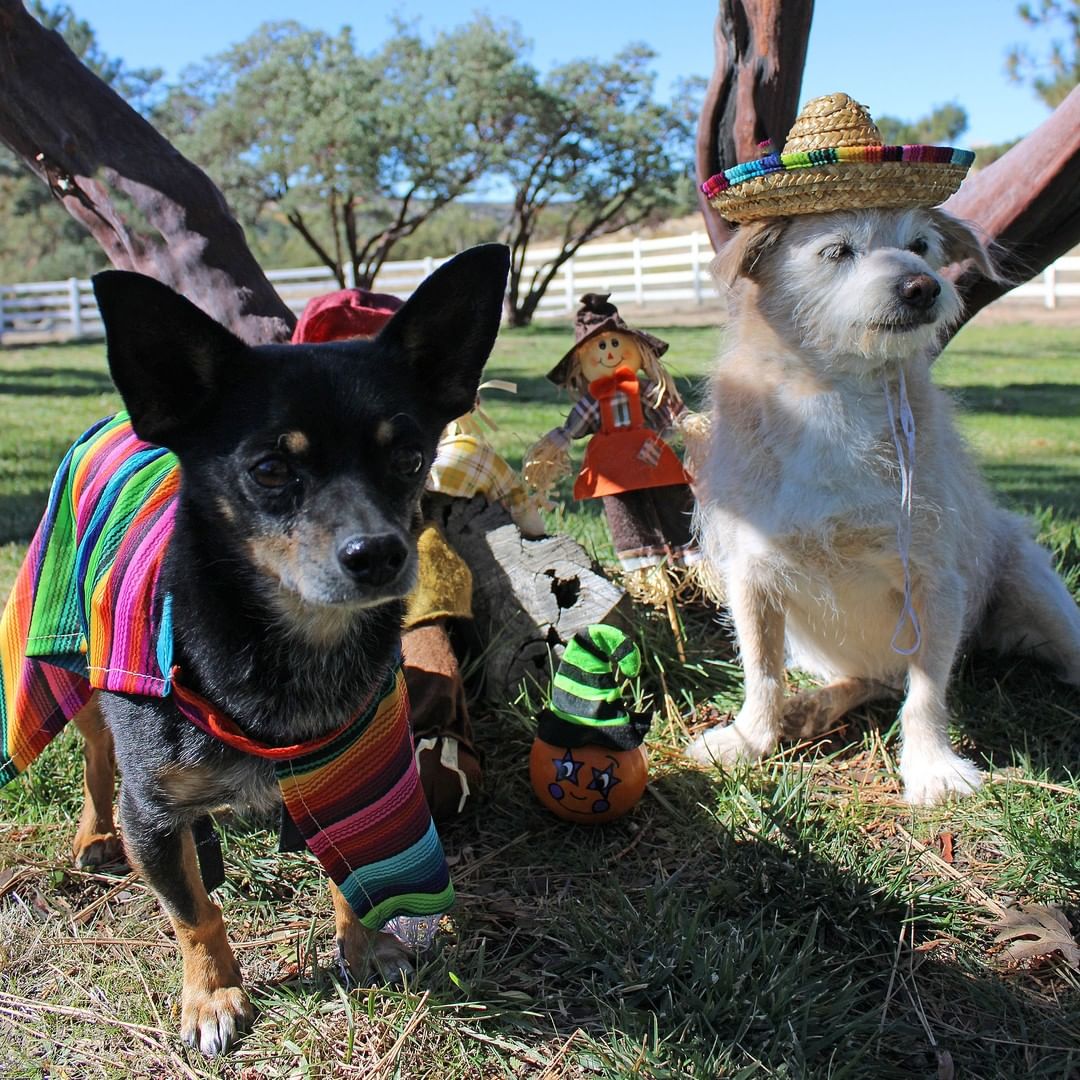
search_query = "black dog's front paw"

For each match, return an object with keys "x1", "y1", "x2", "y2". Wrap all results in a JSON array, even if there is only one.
[
  {"x1": 72, "y1": 831, "x2": 126, "y2": 869},
  {"x1": 336, "y1": 932, "x2": 415, "y2": 990},
  {"x1": 180, "y1": 985, "x2": 253, "y2": 1057}
]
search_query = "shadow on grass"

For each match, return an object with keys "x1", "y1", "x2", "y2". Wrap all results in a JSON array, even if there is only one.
[
  {"x1": 482, "y1": 368, "x2": 565, "y2": 406},
  {"x1": 0, "y1": 366, "x2": 115, "y2": 398},
  {"x1": 951, "y1": 650, "x2": 1080, "y2": 784},
  {"x1": 0, "y1": 490, "x2": 50, "y2": 546},
  {"x1": 422, "y1": 764, "x2": 1080, "y2": 1079},
  {"x1": 950, "y1": 382, "x2": 1080, "y2": 420},
  {"x1": 979, "y1": 463, "x2": 1080, "y2": 518},
  {"x1": 7, "y1": 695, "x2": 1079, "y2": 1077}
]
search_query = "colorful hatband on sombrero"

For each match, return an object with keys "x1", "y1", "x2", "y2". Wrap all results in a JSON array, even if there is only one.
[{"x1": 701, "y1": 92, "x2": 975, "y2": 224}]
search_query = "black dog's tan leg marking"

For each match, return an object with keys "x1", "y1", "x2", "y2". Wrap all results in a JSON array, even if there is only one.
[
  {"x1": 169, "y1": 830, "x2": 251, "y2": 1055},
  {"x1": 329, "y1": 880, "x2": 415, "y2": 988},
  {"x1": 780, "y1": 678, "x2": 894, "y2": 740},
  {"x1": 71, "y1": 696, "x2": 124, "y2": 868},
  {"x1": 119, "y1": 790, "x2": 251, "y2": 1056}
]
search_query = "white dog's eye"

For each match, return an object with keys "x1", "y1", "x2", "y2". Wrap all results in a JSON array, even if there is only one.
[
  {"x1": 819, "y1": 242, "x2": 854, "y2": 261},
  {"x1": 908, "y1": 238, "x2": 929, "y2": 256}
]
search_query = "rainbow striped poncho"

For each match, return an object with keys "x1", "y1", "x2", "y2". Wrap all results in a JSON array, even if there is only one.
[{"x1": 0, "y1": 413, "x2": 453, "y2": 930}]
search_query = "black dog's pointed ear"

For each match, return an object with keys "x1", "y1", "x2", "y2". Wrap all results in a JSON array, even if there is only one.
[
  {"x1": 377, "y1": 244, "x2": 509, "y2": 423},
  {"x1": 92, "y1": 271, "x2": 246, "y2": 447}
]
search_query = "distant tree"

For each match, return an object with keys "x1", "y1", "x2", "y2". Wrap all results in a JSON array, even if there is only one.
[
  {"x1": 3, "y1": 0, "x2": 1077, "y2": 342},
  {"x1": 500, "y1": 49, "x2": 699, "y2": 327},
  {"x1": 872, "y1": 104, "x2": 1017, "y2": 176},
  {"x1": 391, "y1": 202, "x2": 508, "y2": 263},
  {"x1": 973, "y1": 140, "x2": 1020, "y2": 170},
  {"x1": 1007, "y1": 0, "x2": 1080, "y2": 108},
  {"x1": 875, "y1": 103, "x2": 968, "y2": 146},
  {"x1": 161, "y1": 18, "x2": 532, "y2": 289},
  {"x1": 0, "y1": 1, "x2": 160, "y2": 283}
]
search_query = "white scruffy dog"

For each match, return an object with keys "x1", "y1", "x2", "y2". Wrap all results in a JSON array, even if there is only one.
[{"x1": 687, "y1": 207, "x2": 1080, "y2": 804}]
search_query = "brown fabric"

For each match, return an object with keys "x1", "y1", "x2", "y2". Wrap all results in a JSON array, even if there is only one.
[
  {"x1": 403, "y1": 622, "x2": 482, "y2": 822},
  {"x1": 602, "y1": 485, "x2": 699, "y2": 568},
  {"x1": 404, "y1": 524, "x2": 473, "y2": 629}
]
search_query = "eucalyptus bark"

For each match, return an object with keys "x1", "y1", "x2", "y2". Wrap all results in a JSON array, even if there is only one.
[{"x1": 943, "y1": 85, "x2": 1080, "y2": 319}]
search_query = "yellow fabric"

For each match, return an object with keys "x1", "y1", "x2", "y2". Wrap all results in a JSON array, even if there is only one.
[
  {"x1": 427, "y1": 432, "x2": 532, "y2": 517},
  {"x1": 404, "y1": 525, "x2": 473, "y2": 628}
]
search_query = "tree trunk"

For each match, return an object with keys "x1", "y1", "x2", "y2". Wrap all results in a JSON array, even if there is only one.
[
  {"x1": 0, "y1": 0, "x2": 294, "y2": 345},
  {"x1": 943, "y1": 85, "x2": 1080, "y2": 320},
  {"x1": 696, "y1": 0, "x2": 815, "y2": 251}
]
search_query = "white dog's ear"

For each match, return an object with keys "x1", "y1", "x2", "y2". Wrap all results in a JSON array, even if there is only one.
[
  {"x1": 712, "y1": 219, "x2": 789, "y2": 286},
  {"x1": 927, "y1": 209, "x2": 999, "y2": 281}
]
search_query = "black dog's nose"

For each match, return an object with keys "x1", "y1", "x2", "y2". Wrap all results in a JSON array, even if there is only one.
[
  {"x1": 338, "y1": 534, "x2": 408, "y2": 586},
  {"x1": 897, "y1": 274, "x2": 941, "y2": 309}
]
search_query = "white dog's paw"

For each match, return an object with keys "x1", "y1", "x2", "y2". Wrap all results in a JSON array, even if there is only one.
[
  {"x1": 686, "y1": 721, "x2": 776, "y2": 767},
  {"x1": 900, "y1": 748, "x2": 983, "y2": 805}
]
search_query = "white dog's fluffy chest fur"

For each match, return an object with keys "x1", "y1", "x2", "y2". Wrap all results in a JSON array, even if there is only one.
[{"x1": 699, "y1": 355, "x2": 988, "y2": 682}]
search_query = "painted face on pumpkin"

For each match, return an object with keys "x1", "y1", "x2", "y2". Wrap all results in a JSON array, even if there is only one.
[
  {"x1": 577, "y1": 334, "x2": 644, "y2": 384},
  {"x1": 545, "y1": 747, "x2": 622, "y2": 815},
  {"x1": 529, "y1": 739, "x2": 648, "y2": 823}
]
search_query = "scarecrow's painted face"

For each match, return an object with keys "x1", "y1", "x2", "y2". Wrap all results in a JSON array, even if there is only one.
[
  {"x1": 529, "y1": 739, "x2": 648, "y2": 824},
  {"x1": 577, "y1": 334, "x2": 644, "y2": 384}
]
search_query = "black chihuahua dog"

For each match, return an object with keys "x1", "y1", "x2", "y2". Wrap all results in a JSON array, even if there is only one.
[{"x1": 0, "y1": 244, "x2": 509, "y2": 1055}]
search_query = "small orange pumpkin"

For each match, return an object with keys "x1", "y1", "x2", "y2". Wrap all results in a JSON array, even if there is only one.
[{"x1": 529, "y1": 737, "x2": 648, "y2": 824}]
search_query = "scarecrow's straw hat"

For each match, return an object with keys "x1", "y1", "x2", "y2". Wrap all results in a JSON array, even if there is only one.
[{"x1": 701, "y1": 92, "x2": 975, "y2": 224}]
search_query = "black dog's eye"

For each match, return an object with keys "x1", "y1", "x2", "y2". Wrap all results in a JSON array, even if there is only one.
[
  {"x1": 250, "y1": 455, "x2": 294, "y2": 489},
  {"x1": 391, "y1": 446, "x2": 424, "y2": 478},
  {"x1": 908, "y1": 237, "x2": 929, "y2": 256},
  {"x1": 820, "y1": 243, "x2": 854, "y2": 261}
]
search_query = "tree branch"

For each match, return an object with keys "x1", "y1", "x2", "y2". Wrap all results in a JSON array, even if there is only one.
[
  {"x1": 285, "y1": 208, "x2": 345, "y2": 287},
  {"x1": 696, "y1": 0, "x2": 815, "y2": 251},
  {"x1": 943, "y1": 85, "x2": 1080, "y2": 321},
  {"x1": 0, "y1": 0, "x2": 294, "y2": 343}
]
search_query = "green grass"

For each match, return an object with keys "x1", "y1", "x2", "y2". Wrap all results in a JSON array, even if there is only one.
[{"x1": 1, "y1": 322, "x2": 1080, "y2": 1078}]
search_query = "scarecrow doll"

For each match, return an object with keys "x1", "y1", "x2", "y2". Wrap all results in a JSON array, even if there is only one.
[{"x1": 524, "y1": 294, "x2": 701, "y2": 650}]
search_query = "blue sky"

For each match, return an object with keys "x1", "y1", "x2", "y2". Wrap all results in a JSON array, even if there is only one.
[{"x1": 68, "y1": 0, "x2": 1061, "y2": 146}]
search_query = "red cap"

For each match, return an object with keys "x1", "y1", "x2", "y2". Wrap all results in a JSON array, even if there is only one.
[{"x1": 291, "y1": 288, "x2": 404, "y2": 344}]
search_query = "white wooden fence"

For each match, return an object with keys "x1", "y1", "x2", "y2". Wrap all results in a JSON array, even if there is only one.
[{"x1": 1, "y1": 233, "x2": 1077, "y2": 342}]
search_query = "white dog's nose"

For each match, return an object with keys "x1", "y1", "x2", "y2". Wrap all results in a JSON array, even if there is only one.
[{"x1": 897, "y1": 274, "x2": 941, "y2": 310}]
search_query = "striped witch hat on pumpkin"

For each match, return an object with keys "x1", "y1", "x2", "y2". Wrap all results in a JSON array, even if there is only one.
[
  {"x1": 537, "y1": 625, "x2": 651, "y2": 751},
  {"x1": 701, "y1": 92, "x2": 975, "y2": 224}
]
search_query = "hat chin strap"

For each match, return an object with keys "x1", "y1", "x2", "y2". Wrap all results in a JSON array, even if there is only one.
[{"x1": 882, "y1": 365, "x2": 922, "y2": 657}]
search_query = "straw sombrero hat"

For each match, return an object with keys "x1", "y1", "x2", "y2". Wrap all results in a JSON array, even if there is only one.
[{"x1": 701, "y1": 92, "x2": 975, "y2": 224}]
